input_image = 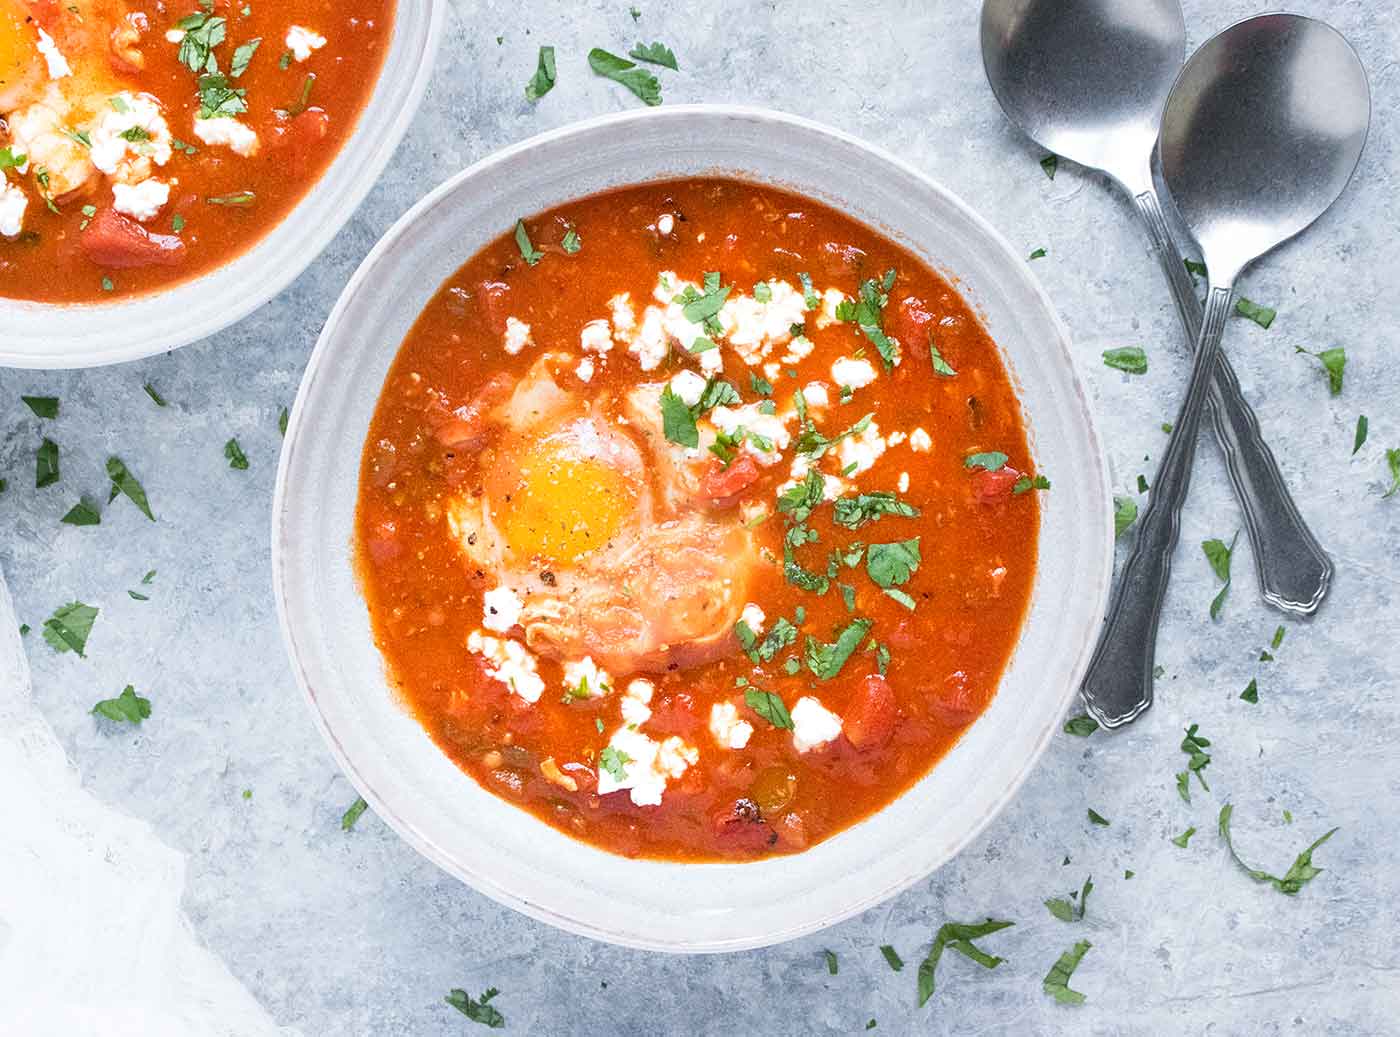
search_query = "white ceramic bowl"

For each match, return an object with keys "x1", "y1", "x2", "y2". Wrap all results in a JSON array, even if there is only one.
[
  {"x1": 273, "y1": 106, "x2": 1114, "y2": 952},
  {"x1": 0, "y1": 0, "x2": 444, "y2": 369}
]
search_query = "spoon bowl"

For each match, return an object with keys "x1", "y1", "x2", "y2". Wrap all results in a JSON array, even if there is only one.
[
  {"x1": 981, "y1": 0, "x2": 1184, "y2": 188},
  {"x1": 1160, "y1": 14, "x2": 1371, "y2": 285}
]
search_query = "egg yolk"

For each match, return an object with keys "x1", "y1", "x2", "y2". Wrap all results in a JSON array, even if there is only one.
[{"x1": 492, "y1": 434, "x2": 640, "y2": 565}]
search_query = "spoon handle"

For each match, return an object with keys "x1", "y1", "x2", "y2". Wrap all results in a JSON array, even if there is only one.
[
  {"x1": 1133, "y1": 190, "x2": 1333, "y2": 615},
  {"x1": 1080, "y1": 285, "x2": 1232, "y2": 728}
]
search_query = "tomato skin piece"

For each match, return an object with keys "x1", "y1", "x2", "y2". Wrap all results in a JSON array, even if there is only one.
[
  {"x1": 475, "y1": 280, "x2": 511, "y2": 334},
  {"x1": 79, "y1": 209, "x2": 186, "y2": 269},
  {"x1": 970, "y1": 465, "x2": 1022, "y2": 505},
  {"x1": 698, "y1": 454, "x2": 761, "y2": 502},
  {"x1": 888, "y1": 295, "x2": 936, "y2": 359},
  {"x1": 843, "y1": 674, "x2": 900, "y2": 751},
  {"x1": 929, "y1": 669, "x2": 980, "y2": 727},
  {"x1": 274, "y1": 107, "x2": 331, "y2": 178}
]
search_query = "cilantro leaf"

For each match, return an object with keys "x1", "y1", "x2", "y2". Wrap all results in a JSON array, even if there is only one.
[
  {"x1": 196, "y1": 73, "x2": 247, "y2": 118},
  {"x1": 599, "y1": 746, "x2": 631, "y2": 781},
  {"x1": 1180, "y1": 723, "x2": 1212, "y2": 791},
  {"x1": 836, "y1": 274, "x2": 899, "y2": 370},
  {"x1": 679, "y1": 272, "x2": 731, "y2": 328},
  {"x1": 916, "y1": 918, "x2": 1014, "y2": 1007},
  {"x1": 880, "y1": 945, "x2": 904, "y2": 971},
  {"x1": 513, "y1": 219, "x2": 543, "y2": 266},
  {"x1": 1013, "y1": 474, "x2": 1050, "y2": 495},
  {"x1": 1171, "y1": 826, "x2": 1197, "y2": 848},
  {"x1": 1102, "y1": 347, "x2": 1148, "y2": 375},
  {"x1": 928, "y1": 339, "x2": 957, "y2": 376},
  {"x1": 964, "y1": 451, "x2": 1008, "y2": 472},
  {"x1": 1184, "y1": 258, "x2": 1207, "y2": 278},
  {"x1": 628, "y1": 40, "x2": 677, "y2": 69},
  {"x1": 107, "y1": 457, "x2": 154, "y2": 520},
  {"x1": 1295, "y1": 346, "x2": 1345, "y2": 396},
  {"x1": 36, "y1": 438, "x2": 60, "y2": 488},
  {"x1": 524, "y1": 45, "x2": 556, "y2": 101},
  {"x1": 824, "y1": 950, "x2": 838, "y2": 975},
  {"x1": 42, "y1": 601, "x2": 99, "y2": 656},
  {"x1": 744, "y1": 687, "x2": 793, "y2": 730},
  {"x1": 659, "y1": 385, "x2": 698, "y2": 447},
  {"x1": 1385, "y1": 448, "x2": 1400, "y2": 499},
  {"x1": 588, "y1": 47, "x2": 662, "y2": 106},
  {"x1": 1087, "y1": 808, "x2": 1110, "y2": 827},
  {"x1": 832, "y1": 491, "x2": 919, "y2": 530},
  {"x1": 445, "y1": 987, "x2": 506, "y2": 1029},
  {"x1": 229, "y1": 36, "x2": 261, "y2": 77},
  {"x1": 91, "y1": 685, "x2": 151, "y2": 724},
  {"x1": 561, "y1": 227, "x2": 580, "y2": 253},
  {"x1": 144, "y1": 383, "x2": 168, "y2": 407},
  {"x1": 341, "y1": 796, "x2": 369, "y2": 831},
  {"x1": 224, "y1": 438, "x2": 249, "y2": 470},
  {"x1": 750, "y1": 373, "x2": 773, "y2": 396},
  {"x1": 866, "y1": 538, "x2": 920, "y2": 589},
  {"x1": 1235, "y1": 296, "x2": 1276, "y2": 328},
  {"x1": 1028, "y1": 247, "x2": 1047, "y2": 261},
  {"x1": 1218, "y1": 803, "x2": 1337, "y2": 896},
  {"x1": 1063, "y1": 715, "x2": 1098, "y2": 737},
  {"x1": 1201, "y1": 533, "x2": 1237, "y2": 619},
  {"x1": 1045, "y1": 875, "x2": 1092, "y2": 922},
  {"x1": 743, "y1": 616, "x2": 797, "y2": 664},
  {"x1": 1040, "y1": 154, "x2": 1057, "y2": 180},
  {"x1": 777, "y1": 470, "x2": 825, "y2": 524},
  {"x1": 61, "y1": 497, "x2": 101, "y2": 526},
  {"x1": 1241, "y1": 678, "x2": 1259, "y2": 704},
  {"x1": 22, "y1": 395, "x2": 58, "y2": 418},
  {"x1": 804, "y1": 618, "x2": 872, "y2": 680},
  {"x1": 178, "y1": 13, "x2": 226, "y2": 73},
  {"x1": 1042, "y1": 940, "x2": 1092, "y2": 1004},
  {"x1": 1113, "y1": 495, "x2": 1138, "y2": 538},
  {"x1": 1353, "y1": 415, "x2": 1368, "y2": 455}
]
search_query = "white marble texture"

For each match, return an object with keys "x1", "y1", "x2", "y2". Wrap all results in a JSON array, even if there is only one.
[{"x1": 1, "y1": 0, "x2": 1398, "y2": 1033}]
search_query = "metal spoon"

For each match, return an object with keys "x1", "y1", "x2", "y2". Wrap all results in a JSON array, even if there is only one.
[
  {"x1": 1079, "y1": 14, "x2": 1370, "y2": 726},
  {"x1": 980, "y1": 0, "x2": 1334, "y2": 619}
]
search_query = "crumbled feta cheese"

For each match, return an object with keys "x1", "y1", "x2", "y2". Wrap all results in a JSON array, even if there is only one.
[
  {"x1": 709, "y1": 701, "x2": 753, "y2": 750},
  {"x1": 669, "y1": 369, "x2": 708, "y2": 407},
  {"x1": 657, "y1": 212, "x2": 675, "y2": 234},
  {"x1": 898, "y1": 471, "x2": 910, "y2": 493},
  {"x1": 562, "y1": 656, "x2": 612, "y2": 699},
  {"x1": 467, "y1": 630, "x2": 545, "y2": 703},
  {"x1": 831, "y1": 357, "x2": 878, "y2": 390},
  {"x1": 596, "y1": 726, "x2": 698, "y2": 806},
  {"x1": 609, "y1": 293, "x2": 636, "y2": 338},
  {"x1": 791, "y1": 695, "x2": 843, "y2": 752},
  {"x1": 836, "y1": 421, "x2": 887, "y2": 476},
  {"x1": 802, "y1": 382, "x2": 830, "y2": 408},
  {"x1": 815, "y1": 288, "x2": 846, "y2": 328},
  {"x1": 284, "y1": 24, "x2": 327, "y2": 62},
  {"x1": 719, "y1": 279, "x2": 807, "y2": 364},
  {"x1": 909, "y1": 427, "x2": 933, "y2": 452},
  {"x1": 165, "y1": 28, "x2": 186, "y2": 43},
  {"x1": 580, "y1": 318, "x2": 613, "y2": 354},
  {"x1": 620, "y1": 678, "x2": 653, "y2": 726},
  {"x1": 192, "y1": 115, "x2": 259, "y2": 157},
  {"x1": 575, "y1": 356, "x2": 595, "y2": 382},
  {"x1": 630, "y1": 307, "x2": 672, "y2": 371},
  {"x1": 886, "y1": 431, "x2": 907, "y2": 447},
  {"x1": 740, "y1": 602, "x2": 765, "y2": 636},
  {"x1": 709, "y1": 403, "x2": 792, "y2": 465},
  {"x1": 0, "y1": 182, "x2": 28, "y2": 238},
  {"x1": 762, "y1": 361, "x2": 781, "y2": 381},
  {"x1": 502, "y1": 316, "x2": 532, "y2": 355},
  {"x1": 481, "y1": 585, "x2": 523, "y2": 633},
  {"x1": 111, "y1": 178, "x2": 170, "y2": 222},
  {"x1": 781, "y1": 452, "x2": 847, "y2": 502},
  {"x1": 696, "y1": 345, "x2": 723, "y2": 375},
  {"x1": 91, "y1": 92, "x2": 174, "y2": 176},
  {"x1": 36, "y1": 28, "x2": 71, "y2": 80}
]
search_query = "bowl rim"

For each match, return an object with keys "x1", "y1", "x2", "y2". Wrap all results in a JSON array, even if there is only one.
[
  {"x1": 0, "y1": 0, "x2": 447, "y2": 370},
  {"x1": 272, "y1": 103, "x2": 1114, "y2": 952}
]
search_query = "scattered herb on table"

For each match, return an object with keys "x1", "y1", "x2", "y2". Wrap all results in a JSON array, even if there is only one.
[
  {"x1": 1063, "y1": 715, "x2": 1098, "y2": 737},
  {"x1": 1043, "y1": 939, "x2": 1092, "y2": 1004},
  {"x1": 1171, "y1": 826, "x2": 1197, "y2": 848},
  {"x1": 341, "y1": 796, "x2": 369, "y2": 831},
  {"x1": 1087, "y1": 808, "x2": 1110, "y2": 827},
  {"x1": 92, "y1": 685, "x2": 151, "y2": 725},
  {"x1": 224, "y1": 438, "x2": 249, "y2": 470},
  {"x1": 107, "y1": 457, "x2": 154, "y2": 520},
  {"x1": 43, "y1": 601, "x2": 99, "y2": 656},
  {"x1": 1102, "y1": 347, "x2": 1148, "y2": 375},
  {"x1": 879, "y1": 945, "x2": 904, "y2": 971},
  {"x1": 1234, "y1": 296, "x2": 1276, "y2": 328},
  {"x1": 61, "y1": 497, "x2": 101, "y2": 526},
  {"x1": 1386, "y1": 449, "x2": 1400, "y2": 499},
  {"x1": 1045, "y1": 875, "x2": 1093, "y2": 922},
  {"x1": 1179, "y1": 723, "x2": 1212, "y2": 795},
  {"x1": 588, "y1": 47, "x2": 662, "y2": 106},
  {"x1": 1040, "y1": 154, "x2": 1057, "y2": 180},
  {"x1": 1184, "y1": 258, "x2": 1208, "y2": 279},
  {"x1": 628, "y1": 41, "x2": 678, "y2": 69},
  {"x1": 144, "y1": 383, "x2": 168, "y2": 407},
  {"x1": 1201, "y1": 532, "x2": 1238, "y2": 619},
  {"x1": 36, "y1": 438, "x2": 59, "y2": 487},
  {"x1": 524, "y1": 45, "x2": 556, "y2": 101},
  {"x1": 1114, "y1": 496, "x2": 1138, "y2": 538},
  {"x1": 1295, "y1": 346, "x2": 1346, "y2": 395},
  {"x1": 1217, "y1": 803, "x2": 1337, "y2": 895},
  {"x1": 1241, "y1": 678, "x2": 1259, "y2": 704},
  {"x1": 445, "y1": 987, "x2": 505, "y2": 1028},
  {"x1": 278, "y1": 406, "x2": 289, "y2": 436},
  {"x1": 824, "y1": 949, "x2": 838, "y2": 975},
  {"x1": 22, "y1": 395, "x2": 59, "y2": 418},
  {"x1": 1353, "y1": 415, "x2": 1368, "y2": 455},
  {"x1": 1028, "y1": 247, "x2": 1047, "y2": 260},
  {"x1": 916, "y1": 918, "x2": 1013, "y2": 1006}
]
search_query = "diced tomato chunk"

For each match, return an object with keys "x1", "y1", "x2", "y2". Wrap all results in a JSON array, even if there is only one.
[
  {"x1": 80, "y1": 209, "x2": 186, "y2": 269},
  {"x1": 433, "y1": 372, "x2": 514, "y2": 450},
  {"x1": 970, "y1": 465, "x2": 1022, "y2": 505},
  {"x1": 712, "y1": 798, "x2": 776, "y2": 853},
  {"x1": 843, "y1": 674, "x2": 900, "y2": 751},
  {"x1": 888, "y1": 295, "x2": 936, "y2": 356},
  {"x1": 646, "y1": 691, "x2": 702, "y2": 737},
  {"x1": 929, "y1": 669, "x2": 980, "y2": 726},
  {"x1": 274, "y1": 107, "x2": 331, "y2": 178},
  {"x1": 698, "y1": 454, "x2": 761, "y2": 502},
  {"x1": 476, "y1": 280, "x2": 511, "y2": 334}
]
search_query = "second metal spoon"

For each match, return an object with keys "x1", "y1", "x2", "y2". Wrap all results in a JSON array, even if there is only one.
[{"x1": 980, "y1": 0, "x2": 1334, "y2": 621}]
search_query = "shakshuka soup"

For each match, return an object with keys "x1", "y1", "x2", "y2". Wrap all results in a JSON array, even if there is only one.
[
  {"x1": 0, "y1": 0, "x2": 392, "y2": 301},
  {"x1": 355, "y1": 179, "x2": 1041, "y2": 861}
]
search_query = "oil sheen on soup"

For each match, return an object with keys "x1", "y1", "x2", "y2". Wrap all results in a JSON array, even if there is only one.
[
  {"x1": 0, "y1": 0, "x2": 392, "y2": 301},
  {"x1": 355, "y1": 179, "x2": 1041, "y2": 861}
]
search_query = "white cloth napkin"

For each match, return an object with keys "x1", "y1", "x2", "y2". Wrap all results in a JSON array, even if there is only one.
[{"x1": 0, "y1": 571, "x2": 297, "y2": 1037}]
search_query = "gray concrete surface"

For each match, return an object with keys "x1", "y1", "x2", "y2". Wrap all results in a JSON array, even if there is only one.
[{"x1": 2, "y1": 0, "x2": 1398, "y2": 1033}]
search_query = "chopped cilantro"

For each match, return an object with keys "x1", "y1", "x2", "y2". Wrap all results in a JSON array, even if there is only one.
[
  {"x1": 804, "y1": 618, "x2": 872, "y2": 680},
  {"x1": 1241, "y1": 678, "x2": 1259, "y2": 704},
  {"x1": 229, "y1": 37, "x2": 261, "y2": 77},
  {"x1": 196, "y1": 73, "x2": 247, "y2": 119},
  {"x1": 278, "y1": 406, "x2": 289, "y2": 436},
  {"x1": 1087, "y1": 808, "x2": 1109, "y2": 827},
  {"x1": 561, "y1": 227, "x2": 581, "y2": 253},
  {"x1": 1386, "y1": 448, "x2": 1400, "y2": 499},
  {"x1": 1113, "y1": 495, "x2": 1138, "y2": 538},
  {"x1": 749, "y1": 373, "x2": 773, "y2": 396},
  {"x1": 1218, "y1": 803, "x2": 1337, "y2": 895},
  {"x1": 1180, "y1": 723, "x2": 1212, "y2": 793},
  {"x1": 744, "y1": 687, "x2": 793, "y2": 729},
  {"x1": 1040, "y1": 154, "x2": 1057, "y2": 180},
  {"x1": 42, "y1": 601, "x2": 98, "y2": 656},
  {"x1": 964, "y1": 451, "x2": 1008, "y2": 472},
  {"x1": 797, "y1": 271, "x2": 819, "y2": 309},
  {"x1": 1102, "y1": 347, "x2": 1148, "y2": 375},
  {"x1": 824, "y1": 949, "x2": 838, "y2": 975},
  {"x1": 0, "y1": 146, "x2": 26, "y2": 169},
  {"x1": 1234, "y1": 296, "x2": 1276, "y2": 328},
  {"x1": 879, "y1": 945, "x2": 904, "y2": 971},
  {"x1": 61, "y1": 498, "x2": 101, "y2": 526},
  {"x1": 224, "y1": 438, "x2": 249, "y2": 470},
  {"x1": 777, "y1": 470, "x2": 825, "y2": 523},
  {"x1": 1353, "y1": 415, "x2": 1368, "y2": 455},
  {"x1": 177, "y1": 12, "x2": 226, "y2": 73},
  {"x1": 1171, "y1": 826, "x2": 1197, "y2": 848},
  {"x1": 22, "y1": 395, "x2": 59, "y2": 419},
  {"x1": 341, "y1": 796, "x2": 369, "y2": 831},
  {"x1": 678, "y1": 271, "x2": 731, "y2": 331},
  {"x1": 1295, "y1": 346, "x2": 1345, "y2": 395},
  {"x1": 1201, "y1": 533, "x2": 1237, "y2": 619},
  {"x1": 1063, "y1": 715, "x2": 1098, "y2": 737},
  {"x1": 445, "y1": 987, "x2": 505, "y2": 1029},
  {"x1": 207, "y1": 190, "x2": 255, "y2": 206},
  {"x1": 524, "y1": 45, "x2": 556, "y2": 101},
  {"x1": 1013, "y1": 474, "x2": 1050, "y2": 494},
  {"x1": 1043, "y1": 940, "x2": 1092, "y2": 1004},
  {"x1": 832, "y1": 491, "x2": 919, "y2": 530},
  {"x1": 1184, "y1": 258, "x2": 1207, "y2": 278},
  {"x1": 865, "y1": 538, "x2": 920, "y2": 589},
  {"x1": 599, "y1": 746, "x2": 631, "y2": 781},
  {"x1": 587, "y1": 47, "x2": 661, "y2": 106},
  {"x1": 1271, "y1": 625, "x2": 1286, "y2": 651},
  {"x1": 928, "y1": 339, "x2": 956, "y2": 376},
  {"x1": 513, "y1": 219, "x2": 543, "y2": 266},
  {"x1": 659, "y1": 385, "x2": 697, "y2": 447},
  {"x1": 91, "y1": 685, "x2": 151, "y2": 725},
  {"x1": 1045, "y1": 875, "x2": 1093, "y2": 922},
  {"x1": 106, "y1": 457, "x2": 154, "y2": 520},
  {"x1": 36, "y1": 438, "x2": 59, "y2": 488},
  {"x1": 628, "y1": 40, "x2": 678, "y2": 69},
  {"x1": 916, "y1": 918, "x2": 1014, "y2": 1007},
  {"x1": 1028, "y1": 247, "x2": 1047, "y2": 260},
  {"x1": 835, "y1": 273, "x2": 899, "y2": 369}
]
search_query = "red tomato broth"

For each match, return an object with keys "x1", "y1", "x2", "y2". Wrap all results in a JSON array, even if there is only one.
[
  {"x1": 0, "y1": 0, "x2": 392, "y2": 301},
  {"x1": 354, "y1": 178, "x2": 1040, "y2": 861}
]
